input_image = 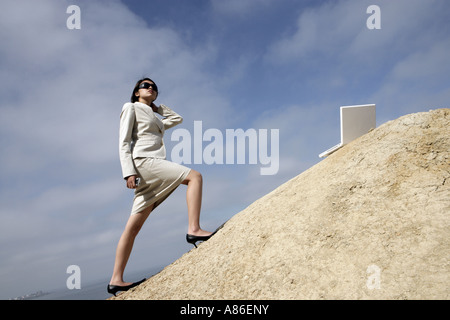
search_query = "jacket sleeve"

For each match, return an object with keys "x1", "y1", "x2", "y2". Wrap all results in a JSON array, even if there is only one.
[
  {"x1": 119, "y1": 103, "x2": 138, "y2": 179},
  {"x1": 157, "y1": 104, "x2": 183, "y2": 130}
]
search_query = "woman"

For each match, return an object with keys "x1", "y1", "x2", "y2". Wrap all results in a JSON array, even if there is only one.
[{"x1": 107, "y1": 78, "x2": 212, "y2": 296}]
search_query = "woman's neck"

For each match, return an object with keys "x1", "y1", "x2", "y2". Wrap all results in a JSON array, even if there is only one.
[
  {"x1": 138, "y1": 98, "x2": 153, "y2": 106},
  {"x1": 138, "y1": 98, "x2": 153, "y2": 107},
  {"x1": 137, "y1": 98, "x2": 158, "y2": 112}
]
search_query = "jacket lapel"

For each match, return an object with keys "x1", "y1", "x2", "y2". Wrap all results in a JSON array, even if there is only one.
[{"x1": 137, "y1": 102, "x2": 164, "y2": 133}]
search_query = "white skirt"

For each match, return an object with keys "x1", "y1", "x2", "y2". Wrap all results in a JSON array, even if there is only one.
[{"x1": 131, "y1": 157, "x2": 191, "y2": 215}]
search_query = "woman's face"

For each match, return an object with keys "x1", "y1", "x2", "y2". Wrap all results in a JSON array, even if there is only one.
[{"x1": 136, "y1": 80, "x2": 158, "y2": 103}]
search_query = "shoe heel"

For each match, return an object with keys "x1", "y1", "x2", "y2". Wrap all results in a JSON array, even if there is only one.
[
  {"x1": 186, "y1": 234, "x2": 213, "y2": 248},
  {"x1": 186, "y1": 234, "x2": 198, "y2": 248},
  {"x1": 107, "y1": 285, "x2": 118, "y2": 297}
]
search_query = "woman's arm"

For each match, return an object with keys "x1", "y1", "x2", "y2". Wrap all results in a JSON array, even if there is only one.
[
  {"x1": 156, "y1": 104, "x2": 183, "y2": 129},
  {"x1": 119, "y1": 103, "x2": 138, "y2": 180}
]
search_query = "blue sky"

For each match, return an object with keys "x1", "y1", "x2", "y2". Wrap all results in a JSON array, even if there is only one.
[{"x1": 0, "y1": 0, "x2": 449, "y2": 299}]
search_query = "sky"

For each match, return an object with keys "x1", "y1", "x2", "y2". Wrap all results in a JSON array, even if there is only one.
[{"x1": 0, "y1": 0, "x2": 449, "y2": 299}]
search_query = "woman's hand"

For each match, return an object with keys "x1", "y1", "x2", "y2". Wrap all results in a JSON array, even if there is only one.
[{"x1": 126, "y1": 175, "x2": 138, "y2": 189}]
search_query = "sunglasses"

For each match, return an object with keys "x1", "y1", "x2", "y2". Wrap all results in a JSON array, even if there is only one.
[{"x1": 138, "y1": 82, "x2": 158, "y2": 92}]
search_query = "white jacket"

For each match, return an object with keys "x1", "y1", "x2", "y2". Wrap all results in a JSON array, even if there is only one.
[{"x1": 119, "y1": 102, "x2": 183, "y2": 179}]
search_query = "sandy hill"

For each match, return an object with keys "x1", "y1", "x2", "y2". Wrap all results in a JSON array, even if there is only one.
[{"x1": 111, "y1": 108, "x2": 449, "y2": 300}]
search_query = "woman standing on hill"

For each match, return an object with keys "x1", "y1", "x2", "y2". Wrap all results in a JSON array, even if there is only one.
[{"x1": 107, "y1": 78, "x2": 212, "y2": 296}]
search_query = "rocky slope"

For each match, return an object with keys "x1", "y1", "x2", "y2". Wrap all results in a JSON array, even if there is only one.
[{"x1": 111, "y1": 108, "x2": 449, "y2": 300}]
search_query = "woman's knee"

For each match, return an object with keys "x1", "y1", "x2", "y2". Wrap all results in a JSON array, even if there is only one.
[
  {"x1": 184, "y1": 169, "x2": 202, "y2": 184},
  {"x1": 190, "y1": 170, "x2": 202, "y2": 183}
]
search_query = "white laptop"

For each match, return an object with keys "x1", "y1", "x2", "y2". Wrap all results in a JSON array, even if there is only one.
[{"x1": 319, "y1": 104, "x2": 376, "y2": 158}]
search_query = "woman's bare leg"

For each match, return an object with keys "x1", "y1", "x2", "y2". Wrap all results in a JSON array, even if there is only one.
[
  {"x1": 109, "y1": 204, "x2": 154, "y2": 286},
  {"x1": 182, "y1": 170, "x2": 211, "y2": 236}
]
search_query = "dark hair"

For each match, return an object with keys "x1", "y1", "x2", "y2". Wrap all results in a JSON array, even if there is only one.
[{"x1": 130, "y1": 77, "x2": 158, "y2": 103}]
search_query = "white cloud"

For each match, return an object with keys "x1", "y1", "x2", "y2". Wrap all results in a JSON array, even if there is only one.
[
  {"x1": 264, "y1": 0, "x2": 450, "y2": 116},
  {"x1": 266, "y1": 0, "x2": 448, "y2": 65},
  {"x1": 265, "y1": 0, "x2": 364, "y2": 64},
  {"x1": 370, "y1": 38, "x2": 450, "y2": 120},
  {"x1": 210, "y1": 0, "x2": 274, "y2": 17}
]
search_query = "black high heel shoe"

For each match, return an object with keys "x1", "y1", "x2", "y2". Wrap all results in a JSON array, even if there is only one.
[
  {"x1": 186, "y1": 233, "x2": 214, "y2": 248},
  {"x1": 107, "y1": 278, "x2": 146, "y2": 297}
]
